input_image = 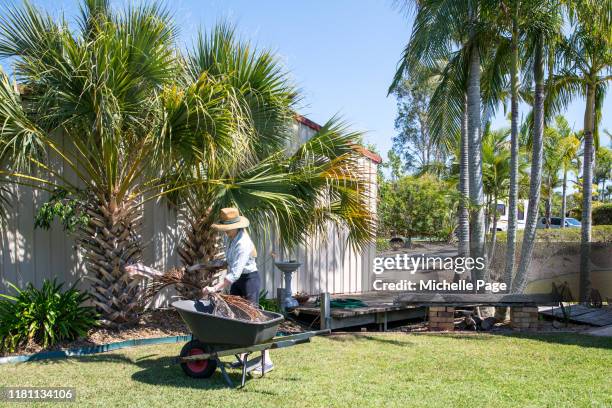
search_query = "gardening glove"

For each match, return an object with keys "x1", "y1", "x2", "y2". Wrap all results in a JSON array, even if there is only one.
[{"x1": 201, "y1": 286, "x2": 218, "y2": 296}]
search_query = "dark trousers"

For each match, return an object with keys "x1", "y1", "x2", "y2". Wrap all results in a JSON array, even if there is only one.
[{"x1": 229, "y1": 271, "x2": 261, "y2": 306}]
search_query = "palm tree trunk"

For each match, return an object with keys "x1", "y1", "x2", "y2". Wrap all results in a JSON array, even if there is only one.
[
  {"x1": 176, "y1": 209, "x2": 224, "y2": 298},
  {"x1": 512, "y1": 34, "x2": 545, "y2": 294},
  {"x1": 561, "y1": 169, "x2": 567, "y2": 228},
  {"x1": 579, "y1": 82, "x2": 595, "y2": 302},
  {"x1": 488, "y1": 192, "x2": 499, "y2": 266},
  {"x1": 177, "y1": 214, "x2": 218, "y2": 267},
  {"x1": 485, "y1": 194, "x2": 492, "y2": 242},
  {"x1": 81, "y1": 195, "x2": 143, "y2": 326},
  {"x1": 545, "y1": 174, "x2": 552, "y2": 228},
  {"x1": 457, "y1": 96, "x2": 470, "y2": 260},
  {"x1": 467, "y1": 42, "x2": 486, "y2": 285},
  {"x1": 504, "y1": 12, "x2": 520, "y2": 288}
]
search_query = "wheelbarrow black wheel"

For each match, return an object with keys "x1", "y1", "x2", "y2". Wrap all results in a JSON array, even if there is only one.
[{"x1": 180, "y1": 340, "x2": 217, "y2": 378}]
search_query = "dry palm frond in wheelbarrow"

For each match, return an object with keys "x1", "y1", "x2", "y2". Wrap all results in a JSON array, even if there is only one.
[{"x1": 130, "y1": 263, "x2": 269, "y2": 322}]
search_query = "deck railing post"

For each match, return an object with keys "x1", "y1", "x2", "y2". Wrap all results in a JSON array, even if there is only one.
[{"x1": 320, "y1": 292, "x2": 331, "y2": 330}]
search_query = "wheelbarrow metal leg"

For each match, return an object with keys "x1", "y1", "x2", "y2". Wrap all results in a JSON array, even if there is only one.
[
  {"x1": 217, "y1": 358, "x2": 234, "y2": 388},
  {"x1": 261, "y1": 351, "x2": 265, "y2": 377},
  {"x1": 240, "y1": 353, "x2": 249, "y2": 388}
]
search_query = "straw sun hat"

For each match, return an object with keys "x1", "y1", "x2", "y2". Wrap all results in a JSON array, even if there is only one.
[{"x1": 211, "y1": 207, "x2": 250, "y2": 231}]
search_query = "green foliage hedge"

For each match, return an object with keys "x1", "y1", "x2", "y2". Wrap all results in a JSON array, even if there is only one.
[
  {"x1": 378, "y1": 175, "x2": 459, "y2": 242},
  {"x1": 496, "y1": 225, "x2": 612, "y2": 243},
  {"x1": 0, "y1": 279, "x2": 98, "y2": 353},
  {"x1": 376, "y1": 237, "x2": 391, "y2": 252},
  {"x1": 592, "y1": 203, "x2": 612, "y2": 225}
]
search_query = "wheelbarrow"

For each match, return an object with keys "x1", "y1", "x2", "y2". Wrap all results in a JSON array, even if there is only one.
[{"x1": 172, "y1": 300, "x2": 329, "y2": 388}]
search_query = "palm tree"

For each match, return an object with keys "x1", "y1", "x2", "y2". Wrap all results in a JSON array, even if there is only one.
[
  {"x1": 0, "y1": 0, "x2": 186, "y2": 324},
  {"x1": 510, "y1": 32, "x2": 546, "y2": 293},
  {"x1": 485, "y1": 0, "x2": 529, "y2": 286},
  {"x1": 510, "y1": 0, "x2": 562, "y2": 293},
  {"x1": 0, "y1": 2, "x2": 377, "y2": 324},
  {"x1": 543, "y1": 116, "x2": 580, "y2": 227},
  {"x1": 481, "y1": 125, "x2": 511, "y2": 261},
  {"x1": 555, "y1": 1, "x2": 612, "y2": 301},
  {"x1": 502, "y1": 0, "x2": 523, "y2": 287},
  {"x1": 161, "y1": 26, "x2": 375, "y2": 296},
  {"x1": 391, "y1": 0, "x2": 503, "y2": 285}
]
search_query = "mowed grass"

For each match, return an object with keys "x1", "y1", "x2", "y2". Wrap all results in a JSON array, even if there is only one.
[{"x1": 0, "y1": 333, "x2": 610, "y2": 408}]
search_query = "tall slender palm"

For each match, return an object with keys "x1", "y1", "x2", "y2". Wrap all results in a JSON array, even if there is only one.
[
  {"x1": 510, "y1": 0, "x2": 562, "y2": 293},
  {"x1": 391, "y1": 0, "x2": 501, "y2": 284},
  {"x1": 488, "y1": 0, "x2": 526, "y2": 286},
  {"x1": 511, "y1": 33, "x2": 546, "y2": 293},
  {"x1": 482, "y1": 0, "x2": 564, "y2": 287},
  {"x1": 544, "y1": 116, "x2": 580, "y2": 227},
  {"x1": 556, "y1": 1, "x2": 611, "y2": 301}
]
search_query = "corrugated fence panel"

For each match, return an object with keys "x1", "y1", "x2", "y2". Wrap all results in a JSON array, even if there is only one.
[{"x1": 0, "y1": 121, "x2": 378, "y2": 301}]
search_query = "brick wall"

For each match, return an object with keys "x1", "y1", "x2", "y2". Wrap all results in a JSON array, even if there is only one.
[
  {"x1": 428, "y1": 306, "x2": 455, "y2": 331},
  {"x1": 510, "y1": 306, "x2": 539, "y2": 330}
]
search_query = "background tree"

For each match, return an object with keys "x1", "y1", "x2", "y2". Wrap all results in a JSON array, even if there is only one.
[
  {"x1": 392, "y1": 64, "x2": 449, "y2": 174},
  {"x1": 542, "y1": 116, "x2": 580, "y2": 227},
  {"x1": 378, "y1": 174, "x2": 459, "y2": 244},
  {"x1": 481, "y1": 125, "x2": 511, "y2": 261}
]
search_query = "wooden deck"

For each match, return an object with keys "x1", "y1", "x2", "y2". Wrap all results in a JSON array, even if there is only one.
[
  {"x1": 538, "y1": 305, "x2": 612, "y2": 327},
  {"x1": 290, "y1": 292, "x2": 425, "y2": 330},
  {"x1": 396, "y1": 292, "x2": 560, "y2": 306}
]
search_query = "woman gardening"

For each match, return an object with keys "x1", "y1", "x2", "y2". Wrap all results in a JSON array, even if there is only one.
[{"x1": 202, "y1": 207, "x2": 273, "y2": 374}]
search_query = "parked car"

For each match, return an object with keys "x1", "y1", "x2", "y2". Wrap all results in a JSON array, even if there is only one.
[{"x1": 536, "y1": 217, "x2": 581, "y2": 229}]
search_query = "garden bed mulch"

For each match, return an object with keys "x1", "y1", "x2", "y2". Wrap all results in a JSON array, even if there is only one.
[{"x1": 2, "y1": 308, "x2": 306, "y2": 358}]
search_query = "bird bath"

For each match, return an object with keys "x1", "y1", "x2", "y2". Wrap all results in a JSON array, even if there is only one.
[{"x1": 274, "y1": 261, "x2": 301, "y2": 309}]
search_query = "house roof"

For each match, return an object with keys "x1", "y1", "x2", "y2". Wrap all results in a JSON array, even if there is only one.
[{"x1": 294, "y1": 114, "x2": 383, "y2": 164}]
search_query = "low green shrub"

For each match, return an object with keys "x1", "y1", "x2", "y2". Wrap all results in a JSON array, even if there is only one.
[
  {"x1": 0, "y1": 279, "x2": 98, "y2": 353},
  {"x1": 376, "y1": 237, "x2": 391, "y2": 252},
  {"x1": 258, "y1": 290, "x2": 280, "y2": 313},
  {"x1": 593, "y1": 203, "x2": 612, "y2": 225}
]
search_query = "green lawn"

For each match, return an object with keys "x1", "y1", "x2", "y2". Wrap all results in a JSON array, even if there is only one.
[{"x1": 1, "y1": 333, "x2": 611, "y2": 407}]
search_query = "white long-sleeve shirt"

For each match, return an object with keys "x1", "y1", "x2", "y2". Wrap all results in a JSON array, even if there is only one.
[{"x1": 224, "y1": 229, "x2": 258, "y2": 283}]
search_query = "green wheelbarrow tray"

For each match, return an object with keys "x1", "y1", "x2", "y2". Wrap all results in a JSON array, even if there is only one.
[
  {"x1": 172, "y1": 300, "x2": 330, "y2": 388},
  {"x1": 172, "y1": 300, "x2": 284, "y2": 347}
]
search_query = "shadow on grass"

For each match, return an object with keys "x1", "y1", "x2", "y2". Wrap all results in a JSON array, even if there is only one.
[
  {"x1": 130, "y1": 356, "x2": 282, "y2": 394},
  {"x1": 434, "y1": 331, "x2": 612, "y2": 350},
  {"x1": 326, "y1": 330, "x2": 612, "y2": 351},
  {"x1": 327, "y1": 333, "x2": 414, "y2": 347},
  {"x1": 494, "y1": 331, "x2": 612, "y2": 350},
  {"x1": 19, "y1": 351, "x2": 269, "y2": 391}
]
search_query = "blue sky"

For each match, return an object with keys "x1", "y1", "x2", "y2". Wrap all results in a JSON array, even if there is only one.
[{"x1": 3, "y1": 0, "x2": 611, "y2": 161}]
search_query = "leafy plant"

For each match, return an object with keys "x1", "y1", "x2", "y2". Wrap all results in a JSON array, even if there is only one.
[
  {"x1": 258, "y1": 290, "x2": 280, "y2": 313},
  {"x1": 34, "y1": 189, "x2": 89, "y2": 232},
  {"x1": 376, "y1": 237, "x2": 391, "y2": 252},
  {"x1": 0, "y1": 279, "x2": 98, "y2": 352},
  {"x1": 592, "y1": 203, "x2": 612, "y2": 225},
  {"x1": 378, "y1": 174, "x2": 459, "y2": 242}
]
